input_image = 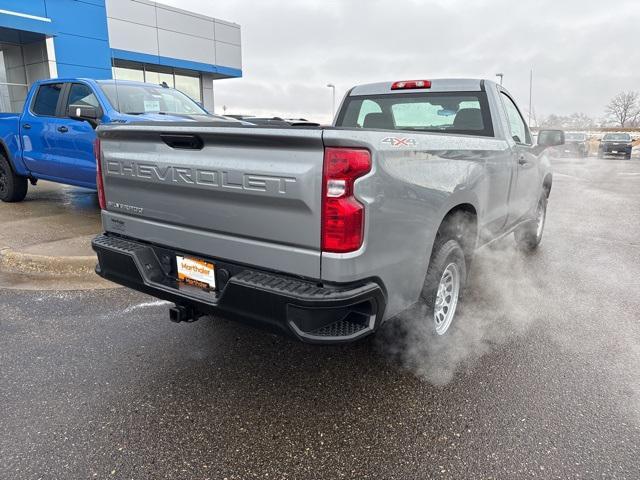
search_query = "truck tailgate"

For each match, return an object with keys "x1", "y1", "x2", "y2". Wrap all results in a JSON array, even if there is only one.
[{"x1": 98, "y1": 124, "x2": 324, "y2": 278}]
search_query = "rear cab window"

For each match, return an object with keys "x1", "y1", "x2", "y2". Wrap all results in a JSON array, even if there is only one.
[
  {"x1": 603, "y1": 133, "x2": 631, "y2": 141},
  {"x1": 566, "y1": 133, "x2": 587, "y2": 141},
  {"x1": 31, "y1": 83, "x2": 64, "y2": 116},
  {"x1": 337, "y1": 91, "x2": 494, "y2": 137}
]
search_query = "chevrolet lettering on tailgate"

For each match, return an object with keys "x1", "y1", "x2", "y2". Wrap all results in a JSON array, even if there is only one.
[{"x1": 106, "y1": 160, "x2": 297, "y2": 194}]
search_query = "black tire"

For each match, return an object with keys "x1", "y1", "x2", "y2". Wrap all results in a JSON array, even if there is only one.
[
  {"x1": 419, "y1": 238, "x2": 467, "y2": 336},
  {"x1": 514, "y1": 193, "x2": 547, "y2": 252},
  {"x1": 0, "y1": 155, "x2": 27, "y2": 203}
]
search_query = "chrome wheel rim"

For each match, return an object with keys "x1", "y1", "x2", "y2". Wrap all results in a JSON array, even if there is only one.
[
  {"x1": 535, "y1": 199, "x2": 546, "y2": 240},
  {"x1": 434, "y1": 262, "x2": 460, "y2": 335}
]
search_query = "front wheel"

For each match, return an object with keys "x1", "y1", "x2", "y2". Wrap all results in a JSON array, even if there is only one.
[
  {"x1": 0, "y1": 155, "x2": 28, "y2": 203},
  {"x1": 420, "y1": 239, "x2": 467, "y2": 336},
  {"x1": 514, "y1": 194, "x2": 547, "y2": 252}
]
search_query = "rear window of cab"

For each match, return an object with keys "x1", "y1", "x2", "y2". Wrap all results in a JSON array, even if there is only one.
[
  {"x1": 603, "y1": 133, "x2": 631, "y2": 141},
  {"x1": 336, "y1": 91, "x2": 494, "y2": 137}
]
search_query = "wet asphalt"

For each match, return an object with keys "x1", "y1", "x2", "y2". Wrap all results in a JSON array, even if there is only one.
[{"x1": 1, "y1": 157, "x2": 639, "y2": 479}]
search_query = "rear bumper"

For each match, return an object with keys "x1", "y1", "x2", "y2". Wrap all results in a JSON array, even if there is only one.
[
  {"x1": 600, "y1": 144, "x2": 632, "y2": 156},
  {"x1": 557, "y1": 143, "x2": 587, "y2": 156},
  {"x1": 92, "y1": 234, "x2": 386, "y2": 344}
]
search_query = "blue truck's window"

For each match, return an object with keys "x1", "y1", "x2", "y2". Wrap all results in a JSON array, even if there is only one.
[
  {"x1": 337, "y1": 92, "x2": 494, "y2": 137},
  {"x1": 99, "y1": 83, "x2": 207, "y2": 115},
  {"x1": 66, "y1": 84, "x2": 99, "y2": 112},
  {"x1": 500, "y1": 92, "x2": 531, "y2": 145},
  {"x1": 32, "y1": 83, "x2": 63, "y2": 116}
]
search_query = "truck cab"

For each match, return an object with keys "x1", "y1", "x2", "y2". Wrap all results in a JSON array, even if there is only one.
[{"x1": 0, "y1": 78, "x2": 236, "y2": 202}]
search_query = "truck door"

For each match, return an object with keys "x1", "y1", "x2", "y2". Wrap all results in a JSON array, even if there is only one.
[
  {"x1": 499, "y1": 91, "x2": 539, "y2": 223},
  {"x1": 20, "y1": 82, "x2": 70, "y2": 179},
  {"x1": 57, "y1": 82, "x2": 100, "y2": 187}
]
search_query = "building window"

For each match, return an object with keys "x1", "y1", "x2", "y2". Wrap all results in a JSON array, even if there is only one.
[
  {"x1": 175, "y1": 73, "x2": 201, "y2": 105},
  {"x1": 112, "y1": 66, "x2": 143, "y2": 82},
  {"x1": 112, "y1": 60, "x2": 202, "y2": 103}
]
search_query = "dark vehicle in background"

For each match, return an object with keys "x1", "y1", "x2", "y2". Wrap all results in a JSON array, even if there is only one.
[
  {"x1": 562, "y1": 132, "x2": 589, "y2": 157},
  {"x1": 227, "y1": 115, "x2": 320, "y2": 127},
  {"x1": 598, "y1": 133, "x2": 633, "y2": 159}
]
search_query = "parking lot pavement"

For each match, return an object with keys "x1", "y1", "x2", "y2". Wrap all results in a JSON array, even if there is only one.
[
  {"x1": 0, "y1": 181, "x2": 100, "y2": 251},
  {"x1": 0, "y1": 181, "x2": 106, "y2": 288},
  {"x1": 1, "y1": 158, "x2": 639, "y2": 479}
]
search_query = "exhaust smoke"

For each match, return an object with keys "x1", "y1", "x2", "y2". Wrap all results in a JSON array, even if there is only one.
[{"x1": 376, "y1": 237, "x2": 549, "y2": 386}]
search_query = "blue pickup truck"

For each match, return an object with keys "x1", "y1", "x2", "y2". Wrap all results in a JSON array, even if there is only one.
[{"x1": 0, "y1": 78, "x2": 236, "y2": 202}]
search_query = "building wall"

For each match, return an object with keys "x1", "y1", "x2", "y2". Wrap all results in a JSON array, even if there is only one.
[
  {"x1": 0, "y1": 0, "x2": 240, "y2": 112},
  {"x1": 46, "y1": 0, "x2": 113, "y2": 79},
  {"x1": 22, "y1": 41, "x2": 50, "y2": 84},
  {"x1": 201, "y1": 73, "x2": 215, "y2": 111},
  {"x1": 106, "y1": 0, "x2": 242, "y2": 76}
]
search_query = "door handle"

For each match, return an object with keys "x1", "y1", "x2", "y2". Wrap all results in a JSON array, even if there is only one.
[
  {"x1": 23, "y1": 123, "x2": 31, "y2": 130},
  {"x1": 518, "y1": 156, "x2": 528, "y2": 166},
  {"x1": 57, "y1": 126, "x2": 69, "y2": 133}
]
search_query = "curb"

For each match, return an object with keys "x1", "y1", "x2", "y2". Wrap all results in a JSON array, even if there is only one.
[{"x1": 0, "y1": 247, "x2": 97, "y2": 277}]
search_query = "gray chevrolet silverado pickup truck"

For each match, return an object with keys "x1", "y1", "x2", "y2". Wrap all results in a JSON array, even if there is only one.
[{"x1": 92, "y1": 78, "x2": 563, "y2": 344}]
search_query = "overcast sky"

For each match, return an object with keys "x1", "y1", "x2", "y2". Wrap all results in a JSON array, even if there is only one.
[{"x1": 158, "y1": 0, "x2": 640, "y2": 124}]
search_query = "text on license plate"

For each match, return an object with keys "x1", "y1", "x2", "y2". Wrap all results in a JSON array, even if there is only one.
[{"x1": 176, "y1": 255, "x2": 216, "y2": 290}]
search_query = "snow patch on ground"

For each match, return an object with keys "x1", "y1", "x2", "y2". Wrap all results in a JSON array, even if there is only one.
[{"x1": 123, "y1": 300, "x2": 172, "y2": 314}]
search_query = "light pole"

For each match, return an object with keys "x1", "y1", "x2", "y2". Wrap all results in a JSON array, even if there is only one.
[
  {"x1": 528, "y1": 69, "x2": 533, "y2": 128},
  {"x1": 326, "y1": 83, "x2": 336, "y2": 121},
  {"x1": 495, "y1": 73, "x2": 504, "y2": 86}
]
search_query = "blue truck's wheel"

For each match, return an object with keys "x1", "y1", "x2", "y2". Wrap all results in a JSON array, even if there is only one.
[{"x1": 0, "y1": 155, "x2": 28, "y2": 203}]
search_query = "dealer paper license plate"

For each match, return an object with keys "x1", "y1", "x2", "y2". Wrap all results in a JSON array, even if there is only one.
[{"x1": 176, "y1": 255, "x2": 216, "y2": 290}]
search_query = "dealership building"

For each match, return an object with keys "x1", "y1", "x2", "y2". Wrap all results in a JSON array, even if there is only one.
[{"x1": 0, "y1": 0, "x2": 242, "y2": 112}]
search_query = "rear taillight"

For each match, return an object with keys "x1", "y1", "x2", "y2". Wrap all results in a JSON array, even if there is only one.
[
  {"x1": 322, "y1": 147, "x2": 371, "y2": 253},
  {"x1": 94, "y1": 138, "x2": 106, "y2": 210},
  {"x1": 391, "y1": 80, "x2": 432, "y2": 90}
]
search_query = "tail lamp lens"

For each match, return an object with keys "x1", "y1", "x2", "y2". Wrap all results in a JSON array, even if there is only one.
[{"x1": 322, "y1": 147, "x2": 371, "y2": 253}]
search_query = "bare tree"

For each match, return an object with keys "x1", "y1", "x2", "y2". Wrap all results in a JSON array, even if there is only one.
[
  {"x1": 540, "y1": 112, "x2": 595, "y2": 130},
  {"x1": 605, "y1": 91, "x2": 640, "y2": 127}
]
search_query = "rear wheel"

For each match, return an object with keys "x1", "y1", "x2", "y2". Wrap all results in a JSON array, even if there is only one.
[
  {"x1": 0, "y1": 155, "x2": 27, "y2": 203},
  {"x1": 514, "y1": 193, "x2": 547, "y2": 252},
  {"x1": 420, "y1": 238, "x2": 467, "y2": 336}
]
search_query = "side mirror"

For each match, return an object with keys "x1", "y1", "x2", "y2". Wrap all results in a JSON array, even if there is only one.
[
  {"x1": 69, "y1": 104, "x2": 99, "y2": 122},
  {"x1": 538, "y1": 129, "x2": 565, "y2": 147}
]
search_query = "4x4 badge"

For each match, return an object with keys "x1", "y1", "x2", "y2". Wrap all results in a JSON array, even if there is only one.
[{"x1": 381, "y1": 137, "x2": 417, "y2": 147}]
